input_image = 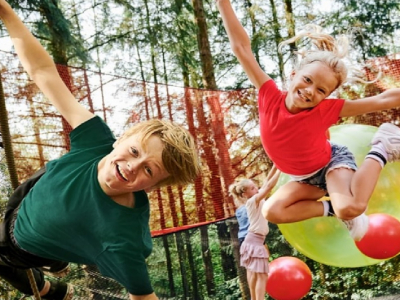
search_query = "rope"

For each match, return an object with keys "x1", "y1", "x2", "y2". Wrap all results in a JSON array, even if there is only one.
[{"x1": 26, "y1": 269, "x2": 41, "y2": 300}]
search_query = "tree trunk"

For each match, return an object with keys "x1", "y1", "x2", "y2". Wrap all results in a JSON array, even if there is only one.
[
  {"x1": 200, "y1": 226, "x2": 216, "y2": 296},
  {"x1": 28, "y1": 94, "x2": 45, "y2": 167},
  {"x1": 191, "y1": 0, "x2": 235, "y2": 216},
  {"x1": 175, "y1": 232, "x2": 190, "y2": 298},
  {"x1": 192, "y1": 89, "x2": 216, "y2": 297},
  {"x1": 283, "y1": 0, "x2": 297, "y2": 68},
  {"x1": 0, "y1": 73, "x2": 18, "y2": 189},
  {"x1": 269, "y1": 0, "x2": 286, "y2": 84},
  {"x1": 217, "y1": 222, "x2": 237, "y2": 281},
  {"x1": 184, "y1": 230, "x2": 201, "y2": 299}
]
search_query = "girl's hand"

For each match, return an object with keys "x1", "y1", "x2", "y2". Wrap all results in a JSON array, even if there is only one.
[
  {"x1": 265, "y1": 165, "x2": 281, "y2": 191},
  {"x1": 255, "y1": 165, "x2": 281, "y2": 203}
]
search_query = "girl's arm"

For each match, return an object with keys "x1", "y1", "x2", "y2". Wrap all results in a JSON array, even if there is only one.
[
  {"x1": 254, "y1": 165, "x2": 281, "y2": 204},
  {"x1": 217, "y1": 0, "x2": 270, "y2": 89},
  {"x1": 0, "y1": 0, "x2": 94, "y2": 129},
  {"x1": 340, "y1": 88, "x2": 400, "y2": 117}
]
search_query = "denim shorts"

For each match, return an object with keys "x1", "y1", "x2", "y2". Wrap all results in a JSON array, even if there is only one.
[{"x1": 297, "y1": 143, "x2": 358, "y2": 192}]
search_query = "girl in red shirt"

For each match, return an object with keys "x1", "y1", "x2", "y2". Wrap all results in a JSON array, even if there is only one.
[{"x1": 217, "y1": 0, "x2": 400, "y2": 241}]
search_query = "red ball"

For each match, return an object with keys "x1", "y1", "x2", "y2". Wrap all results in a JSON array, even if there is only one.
[
  {"x1": 266, "y1": 256, "x2": 312, "y2": 300},
  {"x1": 355, "y1": 213, "x2": 400, "y2": 260}
]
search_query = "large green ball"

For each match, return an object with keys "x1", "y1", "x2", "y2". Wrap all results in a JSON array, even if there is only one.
[{"x1": 276, "y1": 124, "x2": 400, "y2": 267}]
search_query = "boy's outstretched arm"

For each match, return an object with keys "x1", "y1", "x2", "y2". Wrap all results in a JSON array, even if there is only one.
[
  {"x1": 0, "y1": 0, "x2": 94, "y2": 129},
  {"x1": 216, "y1": 0, "x2": 270, "y2": 89}
]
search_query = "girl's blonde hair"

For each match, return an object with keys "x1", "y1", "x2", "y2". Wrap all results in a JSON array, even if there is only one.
[
  {"x1": 279, "y1": 24, "x2": 350, "y2": 89},
  {"x1": 229, "y1": 179, "x2": 253, "y2": 208},
  {"x1": 118, "y1": 119, "x2": 201, "y2": 188}
]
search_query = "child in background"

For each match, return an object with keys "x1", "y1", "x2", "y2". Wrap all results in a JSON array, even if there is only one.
[
  {"x1": 217, "y1": 0, "x2": 400, "y2": 241},
  {"x1": 234, "y1": 189, "x2": 250, "y2": 247},
  {"x1": 229, "y1": 166, "x2": 280, "y2": 300},
  {"x1": 0, "y1": 1, "x2": 200, "y2": 299}
]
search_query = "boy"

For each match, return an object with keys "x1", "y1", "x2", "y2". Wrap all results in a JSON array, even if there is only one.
[{"x1": 0, "y1": 1, "x2": 201, "y2": 299}]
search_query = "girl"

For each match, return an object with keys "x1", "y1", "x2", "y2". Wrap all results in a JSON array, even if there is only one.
[
  {"x1": 217, "y1": 0, "x2": 400, "y2": 241},
  {"x1": 229, "y1": 166, "x2": 280, "y2": 300}
]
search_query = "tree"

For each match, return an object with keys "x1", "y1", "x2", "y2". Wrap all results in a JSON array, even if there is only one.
[{"x1": 324, "y1": 0, "x2": 400, "y2": 60}]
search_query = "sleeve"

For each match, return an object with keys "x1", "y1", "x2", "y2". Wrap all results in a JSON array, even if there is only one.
[
  {"x1": 245, "y1": 195, "x2": 257, "y2": 218},
  {"x1": 96, "y1": 250, "x2": 153, "y2": 295},
  {"x1": 319, "y1": 99, "x2": 345, "y2": 128},
  {"x1": 257, "y1": 79, "x2": 282, "y2": 113},
  {"x1": 69, "y1": 116, "x2": 116, "y2": 149}
]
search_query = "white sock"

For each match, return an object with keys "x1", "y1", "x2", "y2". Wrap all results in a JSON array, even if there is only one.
[
  {"x1": 322, "y1": 201, "x2": 330, "y2": 217},
  {"x1": 365, "y1": 142, "x2": 388, "y2": 168}
]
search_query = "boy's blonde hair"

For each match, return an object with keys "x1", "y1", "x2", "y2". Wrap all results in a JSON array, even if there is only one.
[
  {"x1": 120, "y1": 119, "x2": 201, "y2": 188},
  {"x1": 229, "y1": 179, "x2": 253, "y2": 208},
  {"x1": 279, "y1": 24, "x2": 350, "y2": 90}
]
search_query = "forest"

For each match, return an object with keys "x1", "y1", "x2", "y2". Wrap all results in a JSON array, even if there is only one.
[{"x1": 1, "y1": 0, "x2": 400, "y2": 299}]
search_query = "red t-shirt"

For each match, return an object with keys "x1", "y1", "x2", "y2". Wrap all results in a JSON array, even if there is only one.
[{"x1": 258, "y1": 80, "x2": 345, "y2": 175}]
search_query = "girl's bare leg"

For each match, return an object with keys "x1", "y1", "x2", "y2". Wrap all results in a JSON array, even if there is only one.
[
  {"x1": 247, "y1": 270, "x2": 256, "y2": 300},
  {"x1": 262, "y1": 181, "x2": 326, "y2": 224},
  {"x1": 327, "y1": 158, "x2": 382, "y2": 220},
  {"x1": 255, "y1": 272, "x2": 268, "y2": 300}
]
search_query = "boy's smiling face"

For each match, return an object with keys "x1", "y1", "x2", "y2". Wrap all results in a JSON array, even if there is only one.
[{"x1": 98, "y1": 133, "x2": 170, "y2": 195}]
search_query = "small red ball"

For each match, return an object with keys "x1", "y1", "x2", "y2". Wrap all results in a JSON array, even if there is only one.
[
  {"x1": 355, "y1": 213, "x2": 400, "y2": 260},
  {"x1": 266, "y1": 256, "x2": 312, "y2": 300}
]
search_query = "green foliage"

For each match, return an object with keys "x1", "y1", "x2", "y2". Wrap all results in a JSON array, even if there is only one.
[
  {"x1": 146, "y1": 220, "x2": 400, "y2": 299},
  {"x1": 1, "y1": 0, "x2": 400, "y2": 299},
  {"x1": 212, "y1": 276, "x2": 242, "y2": 300},
  {"x1": 6, "y1": 0, "x2": 88, "y2": 65},
  {"x1": 323, "y1": 0, "x2": 400, "y2": 60}
]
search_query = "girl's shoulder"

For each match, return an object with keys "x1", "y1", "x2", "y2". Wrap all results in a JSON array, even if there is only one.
[
  {"x1": 258, "y1": 79, "x2": 280, "y2": 95},
  {"x1": 245, "y1": 195, "x2": 257, "y2": 208}
]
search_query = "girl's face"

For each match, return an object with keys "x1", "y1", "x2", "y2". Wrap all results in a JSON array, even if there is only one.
[
  {"x1": 243, "y1": 181, "x2": 259, "y2": 199},
  {"x1": 286, "y1": 61, "x2": 339, "y2": 114}
]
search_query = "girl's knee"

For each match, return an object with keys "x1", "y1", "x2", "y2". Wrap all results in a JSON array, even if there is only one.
[
  {"x1": 334, "y1": 202, "x2": 366, "y2": 219},
  {"x1": 262, "y1": 201, "x2": 274, "y2": 221},
  {"x1": 262, "y1": 201, "x2": 286, "y2": 223}
]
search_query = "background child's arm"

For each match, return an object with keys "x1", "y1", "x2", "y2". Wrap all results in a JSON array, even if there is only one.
[
  {"x1": 255, "y1": 165, "x2": 281, "y2": 204},
  {"x1": 340, "y1": 88, "x2": 400, "y2": 117},
  {"x1": 217, "y1": 0, "x2": 270, "y2": 89},
  {"x1": 0, "y1": 0, "x2": 94, "y2": 129}
]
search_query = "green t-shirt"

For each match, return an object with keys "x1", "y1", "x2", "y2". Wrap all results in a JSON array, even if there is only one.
[{"x1": 14, "y1": 116, "x2": 154, "y2": 295}]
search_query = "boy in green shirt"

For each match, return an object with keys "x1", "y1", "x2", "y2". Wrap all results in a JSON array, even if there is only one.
[{"x1": 0, "y1": 1, "x2": 200, "y2": 299}]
